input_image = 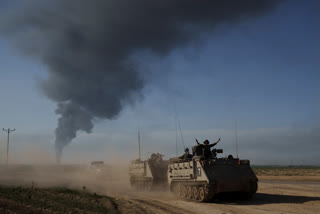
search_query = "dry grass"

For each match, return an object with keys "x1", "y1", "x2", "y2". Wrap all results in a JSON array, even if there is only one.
[
  {"x1": 252, "y1": 166, "x2": 320, "y2": 176},
  {"x1": 0, "y1": 185, "x2": 120, "y2": 214}
]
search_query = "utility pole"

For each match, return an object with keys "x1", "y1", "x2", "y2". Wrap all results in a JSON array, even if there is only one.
[
  {"x1": 233, "y1": 97, "x2": 238, "y2": 159},
  {"x1": 2, "y1": 128, "x2": 15, "y2": 165},
  {"x1": 138, "y1": 131, "x2": 141, "y2": 160}
]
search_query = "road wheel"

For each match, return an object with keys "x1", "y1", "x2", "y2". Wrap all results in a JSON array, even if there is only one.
[
  {"x1": 173, "y1": 184, "x2": 177, "y2": 194},
  {"x1": 177, "y1": 184, "x2": 182, "y2": 197},
  {"x1": 246, "y1": 182, "x2": 257, "y2": 199},
  {"x1": 173, "y1": 184, "x2": 180, "y2": 196},
  {"x1": 187, "y1": 186, "x2": 193, "y2": 199},
  {"x1": 177, "y1": 184, "x2": 183, "y2": 198},
  {"x1": 182, "y1": 185, "x2": 188, "y2": 198},
  {"x1": 250, "y1": 182, "x2": 258, "y2": 194},
  {"x1": 192, "y1": 187, "x2": 198, "y2": 200},
  {"x1": 198, "y1": 187, "x2": 208, "y2": 202}
]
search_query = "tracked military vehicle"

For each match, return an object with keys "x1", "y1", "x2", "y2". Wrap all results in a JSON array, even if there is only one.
[
  {"x1": 168, "y1": 140, "x2": 258, "y2": 202},
  {"x1": 129, "y1": 153, "x2": 169, "y2": 190},
  {"x1": 87, "y1": 161, "x2": 112, "y2": 179}
]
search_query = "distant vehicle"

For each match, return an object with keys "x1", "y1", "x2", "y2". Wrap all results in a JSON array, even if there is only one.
[
  {"x1": 167, "y1": 140, "x2": 258, "y2": 202},
  {"x1": 129, "y1": 153, "x2": 169, "y2": 190},
  {"x1": 88, "y1": 161, "x2": 112, "y2": 179}
]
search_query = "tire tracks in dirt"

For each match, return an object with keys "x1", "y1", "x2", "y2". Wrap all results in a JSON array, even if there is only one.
[
  {"x1": 112, "y1": 180, "x2": 320, "y2": 214},
  {"x1": 130, "y1": 198, "x2": 194, "y2": 214}
]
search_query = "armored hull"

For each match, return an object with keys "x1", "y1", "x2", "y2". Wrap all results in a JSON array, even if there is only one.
[
  {"x1": 168, "y1": 155, "x2": 258, "y2": 202},
  {"x1": 129, "y1": 154, "x2": 168, "y2": 190},
  {"x1": 87, "y1": 161, "x2": 112, "y2": 180}
]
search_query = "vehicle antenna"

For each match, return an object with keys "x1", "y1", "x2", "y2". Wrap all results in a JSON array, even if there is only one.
[
  {"x1": 138, "y1": 130, "x2": 141, "y2": 160},
  {"x1": 173, "y1": 102, "x2": 185, "y2": 151},
  {"x1": 175, "y1": 119, "x2": 178, "y2": 156},
  {"x1": 233, "y1": 97, "x2": 238, "y2": 158},
  {"x1": 177, "y1": 116, "x2": 185, "y2": 150}
]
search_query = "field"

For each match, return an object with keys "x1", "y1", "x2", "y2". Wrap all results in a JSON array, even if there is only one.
[
  {"x1": 0, "y1": 165, "x2": 319, "y2": 214},
  {"x1": 0, "y1": 186, "x2": 119, "y2": 214},
  {"x1": 252, "y1": 166, "x2": 320, "y2": 176}
]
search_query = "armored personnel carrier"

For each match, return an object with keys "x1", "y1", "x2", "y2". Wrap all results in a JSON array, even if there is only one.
[
  {"x1": 88, "y1": 161, "x2": 111, "y2": 176},
  {"x1": 129, "y1": 153, "x2": 169, "y2": 190},
  {"x1": 167, "y1": 140, "x2": 258, "y2": 202}
]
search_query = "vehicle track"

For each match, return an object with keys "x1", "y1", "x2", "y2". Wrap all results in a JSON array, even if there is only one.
[
  {"x1": 112, "y1": 181, "x2": 320, "y2": 214},
  {"x1": 131, "y1": 199, "x2": 194, "y2": 214}
]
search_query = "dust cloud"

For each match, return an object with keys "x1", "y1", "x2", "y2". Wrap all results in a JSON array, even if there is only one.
[
  {"x1": 0, "y1": 147, "x2": 171, "y2": 198},
  {"x1": 0, "y1": 163, "x2": 131, "y2": 195},
  {"x1": 0, "y1": 147, "x2": 136, "y2": 195}
]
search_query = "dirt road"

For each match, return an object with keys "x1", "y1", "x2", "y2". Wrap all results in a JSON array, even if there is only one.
[
  {"x1": 111, "y1": 180, "x2": 320, "y2": 214},
  {"x1": 0, "y1": 165, "x2": 319, "y2": 213}
]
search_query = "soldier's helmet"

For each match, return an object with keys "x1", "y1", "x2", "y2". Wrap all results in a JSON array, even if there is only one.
[
  {"x1": 203, "y1": 139, "x2": 210, "y2": 144},
  {"x1": 185, "y1": 148, "x2": 189, "y2": 152},
  {"x1": 150, "y1": 153, "x2": 163, "y2": 162}
]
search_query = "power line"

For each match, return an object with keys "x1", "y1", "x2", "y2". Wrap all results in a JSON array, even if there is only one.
[{"x1": 2, "y1": 128, "x2": 15, "y2": 165}]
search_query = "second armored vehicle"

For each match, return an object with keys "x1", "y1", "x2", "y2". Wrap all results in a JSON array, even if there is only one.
[
  {"x1": 129, "y1": 153, "x2": 169, "y2": 190},
  {"x1": 87, "y1": 161, "x2": 112, "y2": 180},
  {"x1": 168, "y1": 140, "x2": 258, "y2": 201}
]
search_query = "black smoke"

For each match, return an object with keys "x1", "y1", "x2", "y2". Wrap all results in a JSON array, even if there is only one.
[{"x1": 0, "y1": 0, "x2": 280, "y2": 162}]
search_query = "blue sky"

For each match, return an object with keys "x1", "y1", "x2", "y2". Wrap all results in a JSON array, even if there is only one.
[{"x1": 0, "y1": 0, "x2": 319, "y2": 165}]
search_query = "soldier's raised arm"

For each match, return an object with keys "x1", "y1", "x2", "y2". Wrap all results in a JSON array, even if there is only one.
[
  {"x1": 196, "y1": 139, "x2": 200, "y2": 145},
  {"x1": 208, "y1": 138, "x2": 221, "y2": 148}
]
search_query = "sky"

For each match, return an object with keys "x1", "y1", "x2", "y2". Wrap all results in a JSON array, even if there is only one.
[{"x1": 0, "y1": 0, "x2": 319, "y2": 165}]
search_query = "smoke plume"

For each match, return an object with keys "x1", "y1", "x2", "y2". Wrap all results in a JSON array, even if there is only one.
[{"x1": 0, "y1": 0, "x2": 279, "y2": 162}]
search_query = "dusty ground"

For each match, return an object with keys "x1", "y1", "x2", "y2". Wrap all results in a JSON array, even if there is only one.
[
  {"x1": 0, "y1": 165, "x2": 319, "y2": 214},
  {"x1": 110, "y1": 178, "x2": 320, "y2": 214},
  {"x1": 108, "y1": 167, "x2": 320, "y2": 214}
]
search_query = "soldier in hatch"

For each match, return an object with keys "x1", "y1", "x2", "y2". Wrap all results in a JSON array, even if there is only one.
[
  {"x1": 179, "y1": 148, "x2": 193, "y2": 160},
  {"x1": 150, "y1": 153, "x2": 163, "y2": 163},
  {"x1": 195, "y1": 138, "x2": 221, "y2": 159}
]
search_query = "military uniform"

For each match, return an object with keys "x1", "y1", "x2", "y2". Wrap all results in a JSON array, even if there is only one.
[
  {"x1": 179, "y1": 153, "x2": 193, "y2": 160},
  {"x1": 195, "y1": 138, "x2": 220, "y2": 159}
]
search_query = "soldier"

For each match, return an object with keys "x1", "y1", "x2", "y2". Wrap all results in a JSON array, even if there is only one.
[
  {"x1": 195, "y1": 138, "x2": 221, "y2": 158},
  {"x1": 179, "y1": 148, "x2": 193, "y2": 160},
  {"x1": 150, "y1": 153, "x2": 163, "y2": 163}
]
